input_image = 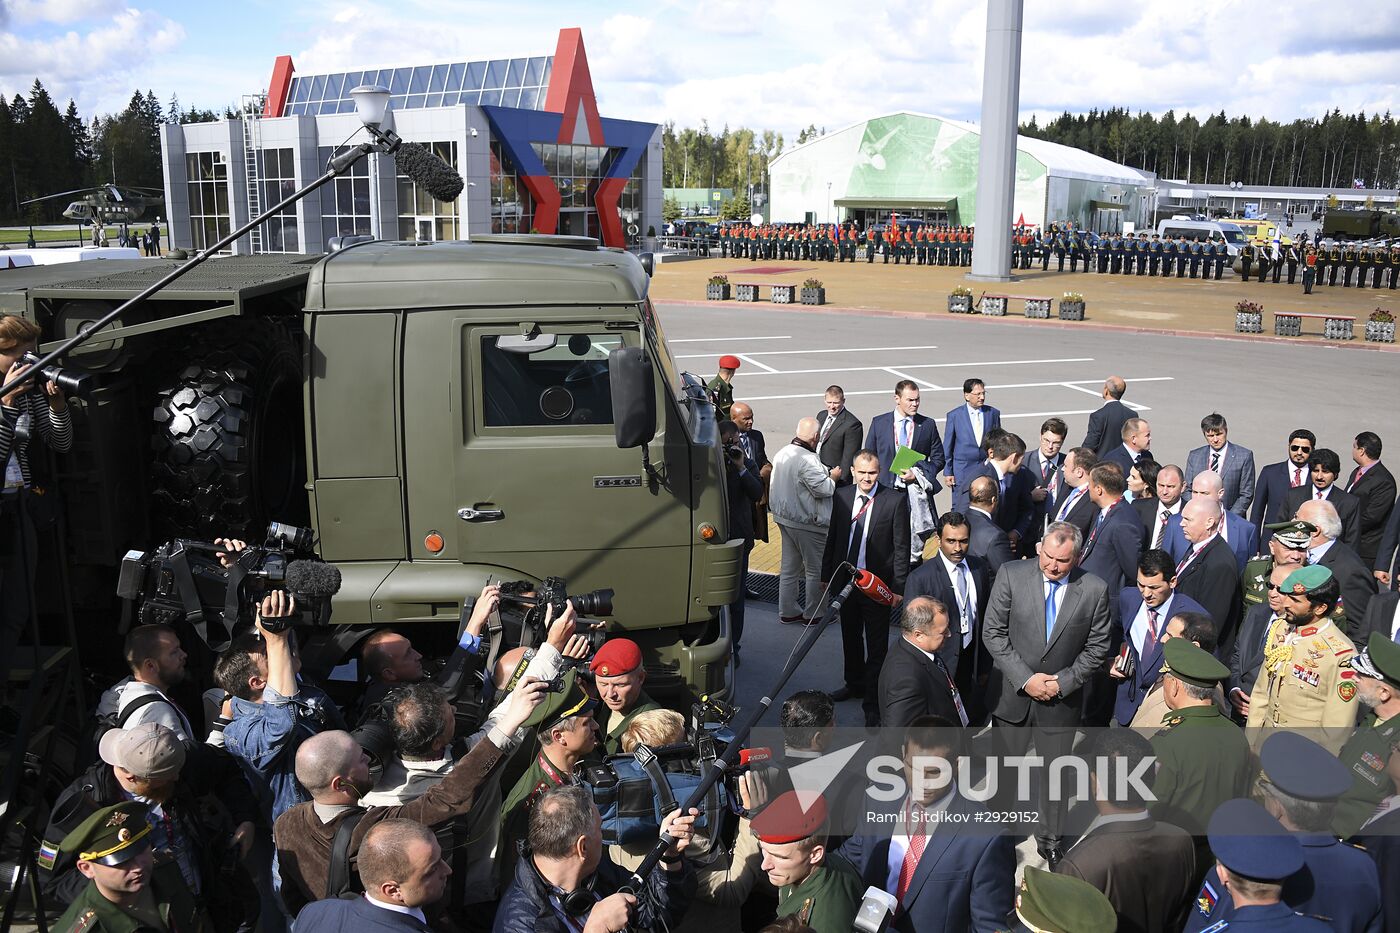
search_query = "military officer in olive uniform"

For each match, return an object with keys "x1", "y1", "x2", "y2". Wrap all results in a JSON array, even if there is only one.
[
  {"x1": 1245, "y1": 565, "x2": 1359, "y2": 734},
  {"x1": 707, "y1": 355, "x2": 740, "y2": 421},
  {"x1": 1149, "y1": 638, "x2": 1252, "y2": 837},
  {"x1": 1332, "y1": 634, "x2": 1400, "y2": 838},
  {"x1": 1342, "y1": 243, "x2": 1358, "y2": 286},
  {"x1": 589, "y1": 637, "x2": 662, "y2": 756},
  {"x1": 53, "y1": 801, "x2": 210, "y2": 933},
  {"x1": 1241, "y1": 520, "x2": 1312, "y2": 615},
  {"x1": 1007, "y1": 868, "x2": 1116, "y2": 933},
  {"x1": 753, "y1": 791, "x2": 862, "y2": 933}
]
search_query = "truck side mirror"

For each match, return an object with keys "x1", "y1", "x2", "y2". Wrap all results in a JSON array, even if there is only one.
[{"x1": 610, "y1": 347, "x2": 655, "y2": 449}]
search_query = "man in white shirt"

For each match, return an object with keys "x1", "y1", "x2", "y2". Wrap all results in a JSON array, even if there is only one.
[
  {"x1": 95, "y1": 623, "x2": 196, "y2": 740},
  {"x1": 1134, "y1": 464, "x2": 1184, "y2": 551}
]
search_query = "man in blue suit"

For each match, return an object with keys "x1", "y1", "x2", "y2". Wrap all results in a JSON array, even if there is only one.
[
  {"x1": 1100, "y1": 417, "x2": 1152, "y2": 480},
  {"x1": 942, "y1": 378, "x2": 1001, "y2": 513},
  {"x1": 1081, "y1": 376, "x2": 1133, "y2": 457},
  {"x1": 865, "y1": 380, "x2": 945, "y2": 493},
  {"x1": 1250, "y1": 429, "x2": 1316, "y2": 538},
  {"x1": 1164, "y1": 470, "x2": 1260, "y2": 572},
  {"x1": 1078, "y1": 463, "x2": 1146, "y2": 611},
  {"x1": 964, "y1": 431, "x2": 1034, "y2": 550},
  {"x1": 839, "y1": 717, "x2": 1015, "y2": 933},
  {"x1": 296, "y1": 819, "x2": 445, "y2": 933},
  {"x1": 1111, "y1": 549, "x2": 1208, "y2": 725},
  {"x1": 1184, "y1": 413, "x2": 1256, "y2": 516}
]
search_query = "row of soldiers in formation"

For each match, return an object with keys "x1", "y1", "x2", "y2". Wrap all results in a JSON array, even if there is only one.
[
  {"x1": 1022, "y1": 226, "x2": 1234, "y2": 278},
  {"x1": 718, "y1": 223, "x2": 978, "y2": 265},
  {"x1": 1239, "y1": 240, "x2": 1400, "y2": 289}
]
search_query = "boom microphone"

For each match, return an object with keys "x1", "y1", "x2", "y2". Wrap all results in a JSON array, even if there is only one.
[
  {"x1": 853, "y1": 568, "x2": 898, "y2": 607},
  {"x1": 285, "y1": 560, "x2": 343, "y2": 599},
  {"x1": 394, "y1": 142, "x2": 465, "y2": 202}
]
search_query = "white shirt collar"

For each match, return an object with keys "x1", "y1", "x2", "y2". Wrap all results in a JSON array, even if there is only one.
[
  {"x1": 969, "y1": 505, "x2": 993, "y2": 519},
  {"x1": 1192, "y1": 532, "x2": 1219, "y2": 553},
  {"x1": 967, "y1": 403, "x2": 982, "y2": 419},
  {"x1": 365, "y1": 895, "x2": 427, "y2": 925},
  {"x1": 938, "y1": 551, "x2": 965, "y2": 576},
  {"x1": 1309, "y1": 539, "x2": 1336, "y2": 563},
  {"x1": 1158, "y1": 499, "x2": 1181, "y2": 516},
  {"x1": 1209, "y1": 442, "x2": 1229, "y2": 461}
]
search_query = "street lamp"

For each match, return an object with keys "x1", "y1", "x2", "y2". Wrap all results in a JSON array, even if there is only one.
[{"x1": 827, "y1": 182, "x2": 832, "y2": 225}]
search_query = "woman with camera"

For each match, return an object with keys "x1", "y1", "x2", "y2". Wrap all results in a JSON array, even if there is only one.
[{"x1": 0, "y1": 315, "x2": 72, "y2": 670}]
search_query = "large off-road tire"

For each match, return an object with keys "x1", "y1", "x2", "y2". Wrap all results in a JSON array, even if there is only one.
[{"x1": 149, "y1": 322, "x2": 306, "y2": 539}]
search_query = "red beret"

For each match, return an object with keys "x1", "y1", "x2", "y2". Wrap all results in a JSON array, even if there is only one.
[
  {"x1": 718, "y1": 355, "x2": 741, "y2": 371},
  {"x1": 589, "y1": 638, "x2": 642, "y2": 677},
  {"x1": 752, "y1": 791, "x2": 827, "y2": 844}
]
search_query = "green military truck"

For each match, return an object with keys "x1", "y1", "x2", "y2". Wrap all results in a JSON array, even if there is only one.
[
  {"x1": 1322, "y1": 209, "x2": 1400, "y2": 241},
  {"x1": 0, "y1": 236, "x2": 738, "y2": 702}
]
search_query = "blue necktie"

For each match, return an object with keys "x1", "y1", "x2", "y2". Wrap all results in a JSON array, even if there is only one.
[
  {"x1": 1045, "y1": 579, "x2": 1063, "y2": 639},
  {"x1": 955, "y1": 563, "x2": 971, "y2": 636}
]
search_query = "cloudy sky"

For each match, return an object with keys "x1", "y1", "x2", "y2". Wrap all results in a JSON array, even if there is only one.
[{"x1": 2, "y1": 0, "x2": 1397, "y2": 138}]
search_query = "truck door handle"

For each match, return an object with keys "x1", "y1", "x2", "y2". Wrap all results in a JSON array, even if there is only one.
[{"x1": 458, "y1": 507, "x2": 505, "y2": 523}]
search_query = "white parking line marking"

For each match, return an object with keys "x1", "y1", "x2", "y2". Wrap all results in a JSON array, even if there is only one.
[
  {"x1": 737, "y1": 354, "x2": 779, "y2": 373},
  {"x1": 716, "y1": 357, "x2": 1096, "y2": 377},
  {"x1": 884, "y1": 367, "x2": 942, "y2": 391},
  {"x1": 668, "y1": 336, "x2": 793, "y2": 343},
  {"x1": 1060, "y1": 382, "x2": 1107, "y2": 398},
  {"x1": 674, "y1": 344, "x2": 940, "y2": 359},
  {"x1": 739, "y1": 377, "x2": 1172, "y2": 408}
]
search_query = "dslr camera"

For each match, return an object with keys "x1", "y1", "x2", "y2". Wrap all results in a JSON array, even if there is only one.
[
  {"x1": 117, "y1": 521, "x2": 339, "y2": 647},
  {"x1": 19, "y1": 351, "x2": 94, "y2": 398},
  {"x1": 498, "y1": 575, "x2": 614, "y2": 658}
]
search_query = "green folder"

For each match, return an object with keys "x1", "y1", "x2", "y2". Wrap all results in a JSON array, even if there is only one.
[{"x1": 889, "y1": 446, "x2": 926, "y2": 476}]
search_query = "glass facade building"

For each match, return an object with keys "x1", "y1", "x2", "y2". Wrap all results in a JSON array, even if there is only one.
[{"x1": 283, "y1": 58, "x2": 553, "y2": 116}]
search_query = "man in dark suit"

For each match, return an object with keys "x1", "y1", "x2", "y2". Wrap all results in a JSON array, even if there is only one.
[
  {"x1": 1347, "y1": 431, "x2": 1397, "y2": 565},
  {"x1": 864, "y1": 379, "x2": 945, "y2": 494},
  {"x1": 1163, "y1": 470, "x2": 1260, "y2": 572},
  {"x1": 1049, "y1": 447, "x2": 1098, "y2": 539},
  {"x1": 295, "y1": 819, "x2": 445, "y2": 933},
  {"x1": 1184, "y1": 412, "x2": 1256, "y2": 516},
  {"x1": 1078, "y1": 463, "x2": 1146, "y2": 609},
  {"x1": 1100, "y1": 416, "x2": 1152, "y2": 480},
  {"x1": 815, "y1": 384, "x2": 863, "y2": 487},
  {"x1": 1360, "y1": 588, "x2": 1400, "y2": 643},
  {"x1": 1173, "y1": 497, "x2": 1243, "y2": 658},
  {"x1": 1080, "y1": 376, "x2": 1133, "y2": 457},
  {"x1": 1112, "y1": 549, "x2": 1209, "y2": 725},
  {"x1": 1228, "y1": 562, "x2": 1295, "y2": 720},
  {"x1": 821, "y1": 450, "x2": 910, "y2": 726},
  {"x1": 730, "y1": 402, "x2": 770, "y2": 546},
  {"x1": 1134, "y1": 463, "x2": 1184, "y2": 551},
  {"x1": 839, "y1": 720, "x2": 1015, "y2": 933},
  {"x1": 905, "y1": 512, "x2": 991, "y2": 699},
  {"x1": 1250, "y1": 429, "x2": 1316, "y2": 538},
  {"x1": 1298, "y1": 498, "x2": 1379, "y2": 640},
  {"x1": 942, "y1": 378, "x2": 1002, "y2": 513},
  {"x1": 879, "y1": 598, "x2": 967, "y2": 728},
  {"x1": 1274, "y1": 448, "x2": 1363, "y2": 551},
  {"x1": 966, "y1": 476, "x2": 1014, "y2": 576},
  {"x1": 1054, "y1": 730, "x2": 1196, "y2": 933},
  {"x1": 1021, "y1": 417, "x2": 1068, "y2": 554},
  {"x1": 981, "y1": 521, "x2": 1112, "y2": 857},
  {"x1": 965, "y1": 431, "x2": 1034, "y2": 550},
  {"x1": 719, "y1": 420, "x2": 764, "y2": 659},
  {"x1": 1375, "y1": 494, "x2": 1400, "y2": 590}
]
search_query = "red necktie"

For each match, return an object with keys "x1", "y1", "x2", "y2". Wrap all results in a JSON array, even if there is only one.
[
  {"x1": 1291, "y1": 466, "x2": 1303, "y2": 488},
  {"x1": 1144, "y1": 607, "x2": 1159, "y2": 653},
  {"x1": 896, "y1": 805, "x2": 929, "y2": 904}
]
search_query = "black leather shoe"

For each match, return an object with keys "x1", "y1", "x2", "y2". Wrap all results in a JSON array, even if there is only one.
[{"x1": 830, "y1": 686, "x2": 864, "y2": 702}]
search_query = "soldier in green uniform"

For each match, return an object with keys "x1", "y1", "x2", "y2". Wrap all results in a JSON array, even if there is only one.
[
  {"x1": 707, "y1": 355, "x2": 739, "y2": 421},
  {"x1": 53, "y1": 801, "x2": 210, "y2": 933},
  {"x1": 1149, "y1": 638, "x2": 1252, "y2": 837},
  {"x1": 589, "y1": 637, "x2": 662, "y2": 755},
  {"x1": 1332, "y1": 634, "x2": 1400, "y2": 837},
  {"x1": 1008, "y1": 867, "x2": 1116, "y2": 933},
  {"x1": 499, "y1": 670, "x2": 600, "y2": 869},
  {"x1": 1241, "y1": 520, "x2": 1311, "y2": 615},
  {"x1": 753, "y1": 791, "x2": 862, "y2": 933}
]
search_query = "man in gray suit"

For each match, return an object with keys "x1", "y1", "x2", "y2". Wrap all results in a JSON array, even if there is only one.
[
  {"x1": 1184, "y1": 413, "x2": 1256, "y2": 516},
  {"x1": 981, "y1": 521, "x2": 1113, "y2": 862}
]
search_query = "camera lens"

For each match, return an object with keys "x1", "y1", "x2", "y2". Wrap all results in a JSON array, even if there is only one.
[{"x1": 569, "y1": 588, "x2": 614, "y2": 617}]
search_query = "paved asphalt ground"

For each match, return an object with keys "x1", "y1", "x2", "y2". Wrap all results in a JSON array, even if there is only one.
[{"x1": 651, "y1": 300, "x2": 1400, "y2": 727}]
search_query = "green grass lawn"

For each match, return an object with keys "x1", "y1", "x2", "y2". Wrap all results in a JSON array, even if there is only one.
[{"x1": 0, "y1": 228, "x2": 98, "y2": 245}]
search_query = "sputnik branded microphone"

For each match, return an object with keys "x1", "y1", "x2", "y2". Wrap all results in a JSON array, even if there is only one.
[
  {"x1": 394, "y1": 142, "x2": 465, "y2": 202},
  {"x1": 853, "y1": 568, "x2": 898, "y2": 607}
]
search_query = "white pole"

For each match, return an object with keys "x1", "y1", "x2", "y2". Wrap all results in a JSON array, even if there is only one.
[{"x1": 969, "y1": 0, "x2": 1024, "y2": 282}]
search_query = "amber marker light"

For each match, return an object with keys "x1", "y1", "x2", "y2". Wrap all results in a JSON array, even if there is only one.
[
  {"x1": 424, "y1": 532, "x2": 445, "y2": 553},
  {"x1": 698, "y1": 523, "x2": 718, "y2": 541}
]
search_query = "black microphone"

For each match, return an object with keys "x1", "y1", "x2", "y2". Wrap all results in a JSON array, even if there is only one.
[
  {"x1": 394, "y1": 142, "x2": 465, "y2": 202},
  {"x1": 285, "y1": 560, "x2": 343, "y2": 598}
]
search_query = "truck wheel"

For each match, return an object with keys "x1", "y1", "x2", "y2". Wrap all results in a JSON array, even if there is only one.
[{"x1": 150, "y1": 324, "x2": 306, "y2": 539}]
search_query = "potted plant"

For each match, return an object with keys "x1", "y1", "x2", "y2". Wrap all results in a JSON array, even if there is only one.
[
  {"x1": 1059, "y1": 291, "x2": 1086, "y2": 320},
  {"x1": 1234, "y1": 299, "x2": 1264, "y2": 334},
  {"x1": 800, "y1": 278, "x2": 826, "y2": 305},
  {"x1": 1366, "y1": 307, "x2": 1396, "y2": 343},
  {"x1": 1024, "y1": 297, "x2": 1052, "y2": 319},
  {"x1": 948, "y1": 285, "x2": 973, "y2": 313},
  {"x1": 706, "y1": 274, "x2": 731, "y2": 301}
]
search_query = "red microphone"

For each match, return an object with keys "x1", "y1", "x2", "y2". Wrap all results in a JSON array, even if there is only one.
[
  {"x1": 738, "y1": 747, "x2": 773, "y2": 769},
  {"x1": 853, "y1": 568, "x2": 899, "y2": 607}
]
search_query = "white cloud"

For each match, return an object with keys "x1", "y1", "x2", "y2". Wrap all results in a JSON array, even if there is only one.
[{"x1": 2, "y1": 0, "x2": 119, "y2": 26}]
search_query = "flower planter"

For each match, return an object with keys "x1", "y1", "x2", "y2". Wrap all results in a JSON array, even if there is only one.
[
  {"x1": 1024, "y1": 298, "x2": 1052, "y2": 319},
  {"x1": 735, "y1": 283, "x2": 759, "y2": 302},
  {"x1": 980, "y1": 296, "x2": 1008, "y2": 316},
  {"x1": 1324, "y1": 317, "x2": 1354, "y2": 341},
  {"x1": 800, "y1": 287, "x2": 825, "y2": 306},
  {"x1": 947, "y1": 294, "x2": 972, "y2": 314},
  {"x1": 771, "y1": 284, "x2": 796, "y2": 304},
  {"x1": 1235, "y1": 311, "x2": 1263, "y2": 334},
  {"x1": 1365, "y1": 321, "x2": 1396, "y2": 343},
  {"x1": 706, "y1": 283, "x2": 731, "y2": 301},
  {"x1": 1058, "y1": 300, "x2": 1086, "y2": 321}
]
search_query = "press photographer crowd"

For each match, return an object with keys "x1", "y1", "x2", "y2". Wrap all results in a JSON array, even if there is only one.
[{"x1": 15, "y1": 355, "x2": 1400, "y2": 933}]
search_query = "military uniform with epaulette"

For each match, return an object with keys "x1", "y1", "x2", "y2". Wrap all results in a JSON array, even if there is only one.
[
  {"x1": 1327, "y1": 243, "x2": 1343, "y2": 285},
  {"x1": 1388, "y1": 245, "x2": 1400, "y2": 289},
  {"x1": 707, "y1": 373, "x2": 734, "y2": 422},
  {"x1": 1357, "y1": 246, "x2": 1372, "y2": 289},
  {"x1": 1240, "y1": 242, "x2": 1255, "y2": 281},
  {"x1": 1331, "y1": 635, "x2": 1400, "y2": 838},
  {"x1": 753, "y1": 792, "x2": 862, "y2": 933},
  {"x1": 1342, "y1": 245, "x2": 1358, "y2": 286}
]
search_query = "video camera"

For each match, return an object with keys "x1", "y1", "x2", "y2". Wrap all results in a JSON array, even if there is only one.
[{"x1": 117, "y1": 521, "x2": 340, "y2": 648}]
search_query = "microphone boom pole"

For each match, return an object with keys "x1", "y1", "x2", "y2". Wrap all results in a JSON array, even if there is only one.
[{"x1": 623, "y1": 566, "x2": 862, "y2": 892}]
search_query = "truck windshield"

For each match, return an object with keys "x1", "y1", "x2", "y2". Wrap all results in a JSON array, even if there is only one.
[{"x1": 643, "y1": 299, "x2": 685, "y2": 404}]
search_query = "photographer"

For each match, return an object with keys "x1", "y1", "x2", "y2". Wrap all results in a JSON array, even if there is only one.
[
  {"x1": 720, "y1": 419, "x2": 763, "y2": 663},
  {"x1": 0, "y1": 314, "x2": 72, "y2": 669},
  {"x1": 274, "y1": 677, "x2": 548, "y2": 917},
  {"x1": 590, "y1": 638, "x2": 662, "y2": 756},
  {"x1": 494, "y1": 785, "x2": 698, "y2": 933}
]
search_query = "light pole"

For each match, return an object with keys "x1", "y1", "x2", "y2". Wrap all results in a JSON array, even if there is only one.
[
  {"x1": 827, "y1": 182, "x2": 832, "y2": 225},
  {"x1": 969, "y1": 0, "x2": 1025, "y2": 282}
]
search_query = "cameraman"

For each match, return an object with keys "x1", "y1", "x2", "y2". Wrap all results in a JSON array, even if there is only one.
[
  {"x1": 494, "y1": 784, "x2": 698, "y2": 933},
  {"x1": 720, "y1": 419, "x2": 763, "y2": 663},
  {"x1": 0, "y1": 315, "x2": 72, "y2": 671}
]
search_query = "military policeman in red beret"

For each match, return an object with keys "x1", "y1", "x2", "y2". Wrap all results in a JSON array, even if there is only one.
[
  {"x1": 752, "y1": 791, "x2": 862, "y2": 933},
  {"x1": 590, "y1": 638, "x2": 662, "y2": 755},
  {"x1": 709, "y1": 356, "x2": 740, "y2": 420}
]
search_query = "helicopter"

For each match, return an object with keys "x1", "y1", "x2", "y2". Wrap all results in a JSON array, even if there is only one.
[{"x1": 21, "y1": 183, "x2": 164, "y2": 226}]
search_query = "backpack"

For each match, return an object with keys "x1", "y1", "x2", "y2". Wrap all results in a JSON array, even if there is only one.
[{"x1": 79, "y1": 692, "x2": 166, "y2": 767}]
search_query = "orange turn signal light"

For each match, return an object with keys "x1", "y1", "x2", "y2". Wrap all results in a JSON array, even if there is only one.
[
  {"x1": 698, "y1": 522, "x2": 718, "y2": 541},
  {"x1": 424, "y1": 532, "x2": 445, "y2": 553}
]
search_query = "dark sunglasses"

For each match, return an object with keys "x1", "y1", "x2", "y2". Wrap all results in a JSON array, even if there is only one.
[{"x1": 1290, "y1": 445, "x2": 1312, "y2": 452}]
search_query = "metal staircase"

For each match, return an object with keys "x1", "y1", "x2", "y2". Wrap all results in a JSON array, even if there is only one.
[{"x1": 241, "y1": 94, "x2": 266, "y2": 254}]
